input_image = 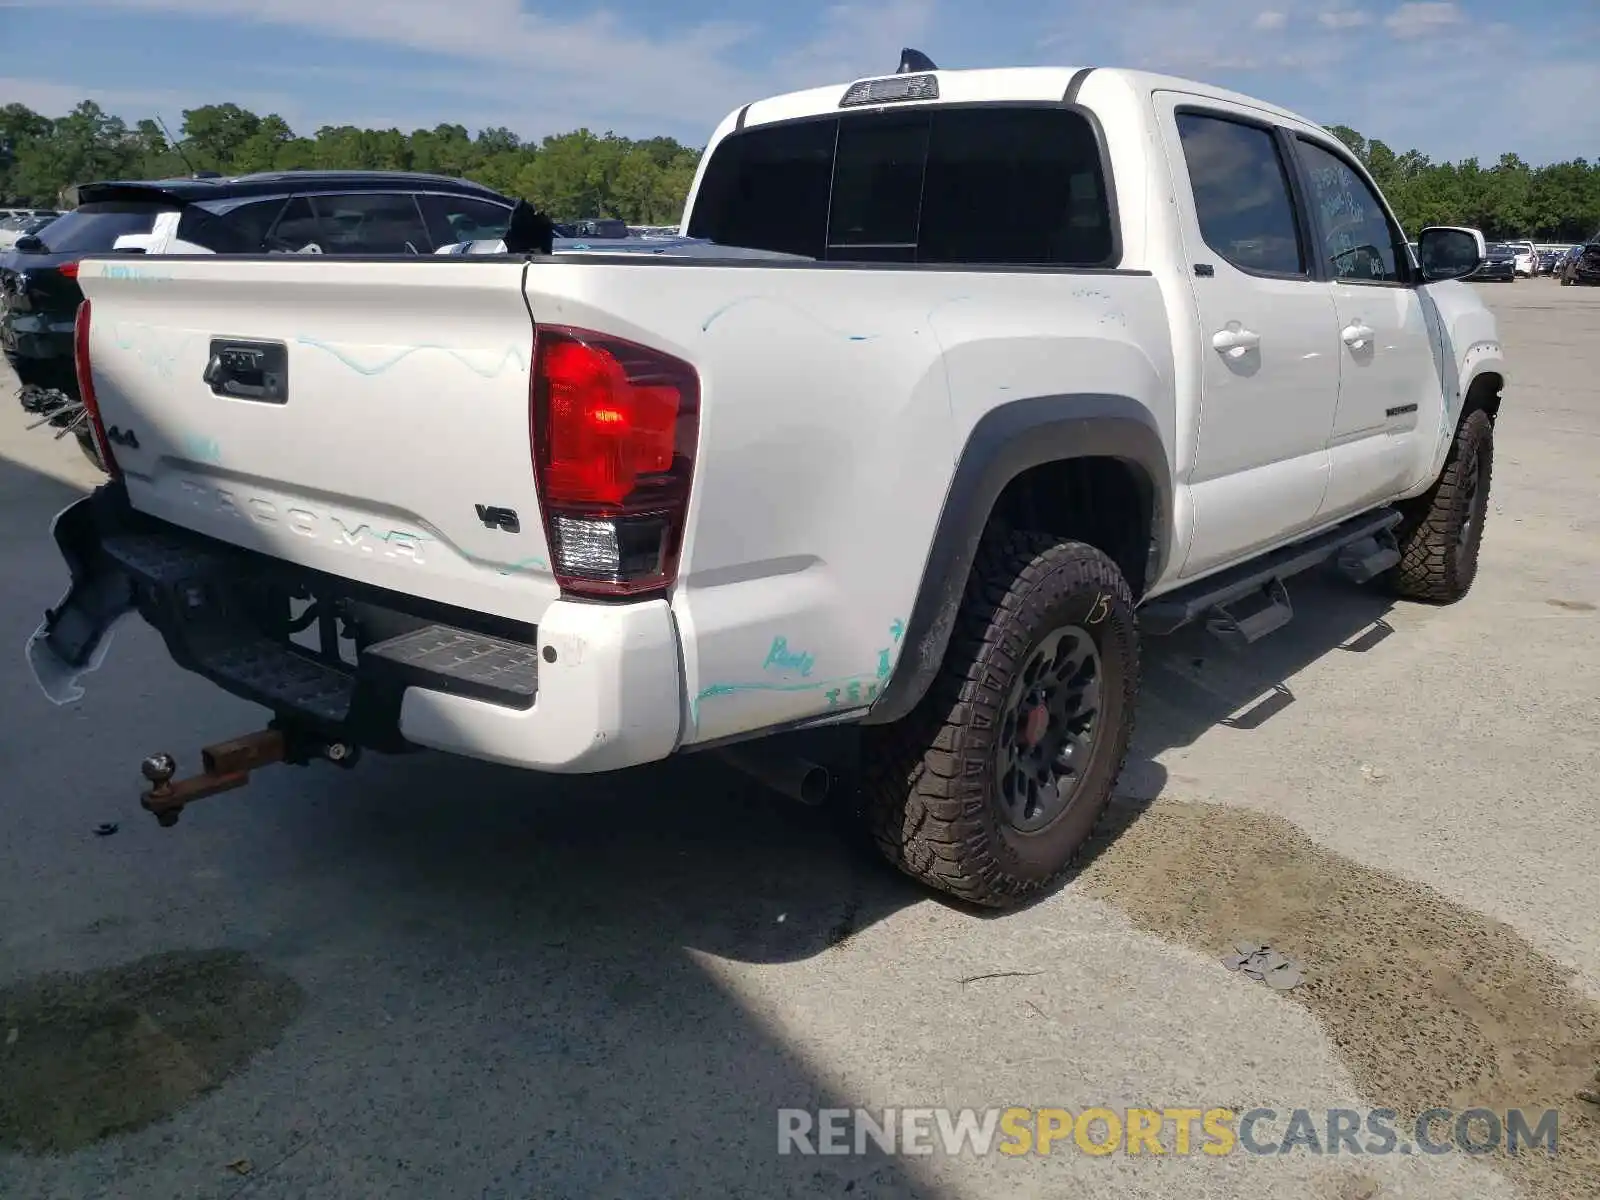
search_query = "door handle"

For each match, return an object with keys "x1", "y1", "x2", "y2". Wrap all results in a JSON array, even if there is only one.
[
  {"x1": 1211, "y1": 326, "x2": 1261, "y2": 357},
  {"x1": 1341, "y1": 323, "x2": 1375, "y2": 350}
]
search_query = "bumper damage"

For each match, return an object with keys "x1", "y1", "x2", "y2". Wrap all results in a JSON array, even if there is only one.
[{"x1": 26, "y1": 483, "x2": 685, "y2": 793}]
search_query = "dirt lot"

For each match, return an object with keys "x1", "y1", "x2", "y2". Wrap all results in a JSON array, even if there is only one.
[{"x1": 1, "y1": 280, "x2": 1597, "y2": 1200}]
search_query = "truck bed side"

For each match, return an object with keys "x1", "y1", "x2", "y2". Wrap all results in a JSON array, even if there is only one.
[{"x1": 514, "y1": 257, "x2": 1175, "y2": 744}]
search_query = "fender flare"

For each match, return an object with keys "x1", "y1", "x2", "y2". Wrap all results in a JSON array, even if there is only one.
[{"x1": 863, "y1": 393, "x2": 1173, "y2": 726}]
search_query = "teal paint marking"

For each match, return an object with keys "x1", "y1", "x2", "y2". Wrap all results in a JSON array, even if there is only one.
[
  {"x1": 762, "y1": 636, "x2": 814, "y2": 677},
  {"x1": 692, "y1": 617, "x2": 906, "y2": 727},
  {"x1": 181, "y1": 433, "x2": 221, "y2": 463},
  {"x1": 295, "y1": 336, "x2": 528, "y2": 379},
  {"x1": 497, "y1": 555, "x2": 549, "y2": 575},
  {"x1": 101, "y1": 265, "x2": 176, "y2": 284},
  {"x1": 875, "y1": 618, "x2": 907, "y2": 680},
  {"x1": 700, "y1": 296, "x2": 878, "y2": 341},
  {"x1": 691, "y1": 674, "x2": 875, "y2": 726},
  {"x1": 108, "y1": 322, "x2": 196, "y2": 379}
]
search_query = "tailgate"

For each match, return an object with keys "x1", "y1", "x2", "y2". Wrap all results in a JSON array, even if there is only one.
[{"x1": 77, "y1": 256, "x2": 558, "y2": 622}]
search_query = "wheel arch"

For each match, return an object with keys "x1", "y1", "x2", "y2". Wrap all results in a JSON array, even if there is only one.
[{"x1": 863, "y1": 393, "x2": 1172, "y2": 726}]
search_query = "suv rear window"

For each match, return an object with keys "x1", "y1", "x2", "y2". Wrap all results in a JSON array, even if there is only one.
[
  {"x1": 687, "y1": 106, "x2": 1116, "y2": 267},
  {"x1": 22, "y1": 202, "x2": 164, "y2": 253}
]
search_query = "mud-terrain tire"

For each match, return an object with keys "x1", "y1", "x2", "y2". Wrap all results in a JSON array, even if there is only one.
[
  {"x1": 1386, "y1": 407, "x2": 1494, "y2": 604},
  {"x1": 862, "y1": 532, "x2": 1140, "y2": 909}
]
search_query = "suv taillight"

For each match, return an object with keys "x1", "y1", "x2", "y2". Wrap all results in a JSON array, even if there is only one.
[
  {"x1": 73, "y1": 298, "x2": 119, "y2": 478},
  {"x1": 530, "y1": 325, "x2": 699, "y2": 598}
]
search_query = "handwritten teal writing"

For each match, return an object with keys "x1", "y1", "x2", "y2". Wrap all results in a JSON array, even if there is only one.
[
  {"x1": 101, "y1": 264, "x2": 177, "y2": 284},
  {"x1": 295, "y1": 336, "x2": 528, "y2": 379},
  {"x1": 762, "y1": 636, "x2": 814, "y2": 676},
  {"x1": 692, "y1": 617, "x2": 906, "y2": 727},
  {"x1": 825, "y1": 679, "x2": 881, "y2": 708},
  {"x1": 109, "y1": 322, "x2": 196, "y2": 379}
]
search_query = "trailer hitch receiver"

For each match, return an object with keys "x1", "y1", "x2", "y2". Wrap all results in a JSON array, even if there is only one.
[{"x1": 139, "y1": 727, "x2": 357, "y2": 826}]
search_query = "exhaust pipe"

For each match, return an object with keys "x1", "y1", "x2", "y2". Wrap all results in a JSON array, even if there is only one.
[{"x1": 716, "y1": 745, "x2": 832, "y2": 806}]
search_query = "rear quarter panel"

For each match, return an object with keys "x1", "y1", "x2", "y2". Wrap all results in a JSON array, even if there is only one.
[{"x1": 526, "y1": 260, "x2": 1173, "y2": 745}]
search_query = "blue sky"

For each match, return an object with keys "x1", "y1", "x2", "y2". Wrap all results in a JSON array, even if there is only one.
[{"x1": 2, "y1": 0, "x2": 1596, "y2": 164}]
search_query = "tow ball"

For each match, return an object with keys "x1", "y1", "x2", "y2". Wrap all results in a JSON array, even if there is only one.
[{"x1": 139, "y1": 727, "x2": 358, "y2": 826}]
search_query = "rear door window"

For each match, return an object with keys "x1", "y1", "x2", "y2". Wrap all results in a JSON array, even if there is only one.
[
  {"x1": 176, "y1": 197, "x2": 290, "y2": 252},
  {"x1": 20, "y1": 202, "x2": 167, "y2": 253},
  {"x1": 687, "y1": 105, "x2": 1116, "y2": 267},
  {"x1": 267, "y1": 193, "x2": 433, "y2": 254},
  {"x1": 418, "y1": 194, "x2": 513, "y2": 248},
  {"x1": 1175, "y1": 112, "x2": 1306, "y2": 277}
]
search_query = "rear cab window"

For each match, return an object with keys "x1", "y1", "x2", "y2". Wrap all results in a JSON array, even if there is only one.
[{"x1": 686, "y1": 105, "x2": 1117, "y2": 267}]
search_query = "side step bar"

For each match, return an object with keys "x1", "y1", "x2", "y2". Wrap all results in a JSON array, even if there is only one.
[{"x1": 1141, "y1": 509, "x2": 1402, "y2": 640}]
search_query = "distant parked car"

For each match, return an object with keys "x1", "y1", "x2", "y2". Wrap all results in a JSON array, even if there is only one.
[
  {"x1": 570, "y1": 217, "x2": 631, "y2": 238},
  {"x1": 0, "y1": 213, "x2": 56, "y2": 250},
  {"x1": 1, "y1": 170, "x2": 516, "y2": 468},
  {"x1": 1509, "y1": 240, "x2": 1538, "y2": 277},
  {"x1": 1536, "y1": 247, "x2": 1562, "y2": 275},
  {"x1": 1557, "y1": 240, "x2": 1599, "y2": 286},
  {"x1": 1469, "y1": 242, "x2": 1517, "y2": 281}
]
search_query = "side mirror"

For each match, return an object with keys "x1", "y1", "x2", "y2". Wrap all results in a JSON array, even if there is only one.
[
  {"x1": 1417, "y1": 225, "x2": 1485, "y2": 282},
  {"x1": 13, "y1": 234, "x2": 43, "y2": 252}
]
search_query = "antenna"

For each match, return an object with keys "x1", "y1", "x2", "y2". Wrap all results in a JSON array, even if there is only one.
[
  {"x1": 155, "y1": 114, "x2": 200, "y2": 176},
  {"x1": 897, "y1": 47, "x2": 938, "y2": 73}
]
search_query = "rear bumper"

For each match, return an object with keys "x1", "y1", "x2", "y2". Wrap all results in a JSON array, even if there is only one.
[{"x1": 30, "y1": 485, "x2": 684, "y2": 773}]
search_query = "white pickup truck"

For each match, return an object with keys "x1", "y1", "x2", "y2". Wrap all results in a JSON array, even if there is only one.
[{"x1": 30, "y1": 59, "x2": 1504, "y2": 909}]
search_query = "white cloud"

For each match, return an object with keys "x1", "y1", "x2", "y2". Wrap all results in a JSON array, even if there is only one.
[
  {"x1": 1330, "y1": 52, "x2": 1600, "y2": 165},
  {"x1": 1253, "y1": 10, "x2": 1288, "y2": 30},
  {"x1": 1317, "y1": 9, "x2": 1371, "y2": 28},
  {"x1": 8, "y1": 0, "x2": 934, "y2": 137},
  {"x1": 0, "y1": 74, "x2": 299, "y2": 123},
  {"x1": 1383, "y1": 1, "x2": 1461, "y2": 39}
]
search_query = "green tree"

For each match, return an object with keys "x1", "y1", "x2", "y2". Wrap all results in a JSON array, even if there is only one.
[{"x1": 3, "y1": 97, "x2": 1597, "y2": 241}]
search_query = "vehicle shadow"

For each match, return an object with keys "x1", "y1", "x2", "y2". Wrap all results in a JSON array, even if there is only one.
[
  {"x1": 0, "y1": 444, "x2": 945, "y2": 1200},
  {"x1": 1131, "y1": 562, "x2": 1397, "y2": 764},
  {"x1": 0, "y1": 424, "x2": 1399, "y2": 1198}
]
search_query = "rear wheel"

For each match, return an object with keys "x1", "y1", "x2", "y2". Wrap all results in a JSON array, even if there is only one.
[
  {"x1": 1385, "y1": 408, "x2": 1494, "y2": 604},
  {"x1": 862, "y1": 532, "x2": 1140, "y2": 908}
]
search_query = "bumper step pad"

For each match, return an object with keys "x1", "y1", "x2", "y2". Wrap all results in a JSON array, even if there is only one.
[
  {"x1": 363, "y1": 625, "x2": 539, "y2": 707},
  {"x1": 196, "y1": 638, "x2": 355, "y2": 724}
]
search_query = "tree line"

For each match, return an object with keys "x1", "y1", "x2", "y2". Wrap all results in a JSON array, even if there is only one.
[{"x1": 2, "y1": 99, "x2": 1597, "y2": 241}]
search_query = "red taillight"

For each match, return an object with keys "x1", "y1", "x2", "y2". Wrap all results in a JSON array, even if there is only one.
[
  {"x1": 57, "y1": 261, "x2": 80, "y2": 280},
  {"x1": 530, "y1": 326, "x2": 699, "y2": 598},
  {"x1": 73, "y1": 298, "x2": 119, "y2": 478}
]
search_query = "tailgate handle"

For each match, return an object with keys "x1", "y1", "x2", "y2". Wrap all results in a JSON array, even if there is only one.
[{"x1": 204, "y1": 339, "x2": 288, "y2": 404}]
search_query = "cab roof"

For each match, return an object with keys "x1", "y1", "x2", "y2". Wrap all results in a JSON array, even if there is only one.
[{"x1": 731, "y1": 64, "x2": 1315, "y2": 134}]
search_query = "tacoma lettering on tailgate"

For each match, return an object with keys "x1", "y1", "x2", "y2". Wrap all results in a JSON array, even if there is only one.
[{"x1": 177, "y1": 480, "x2": 428, "y2": 563}]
